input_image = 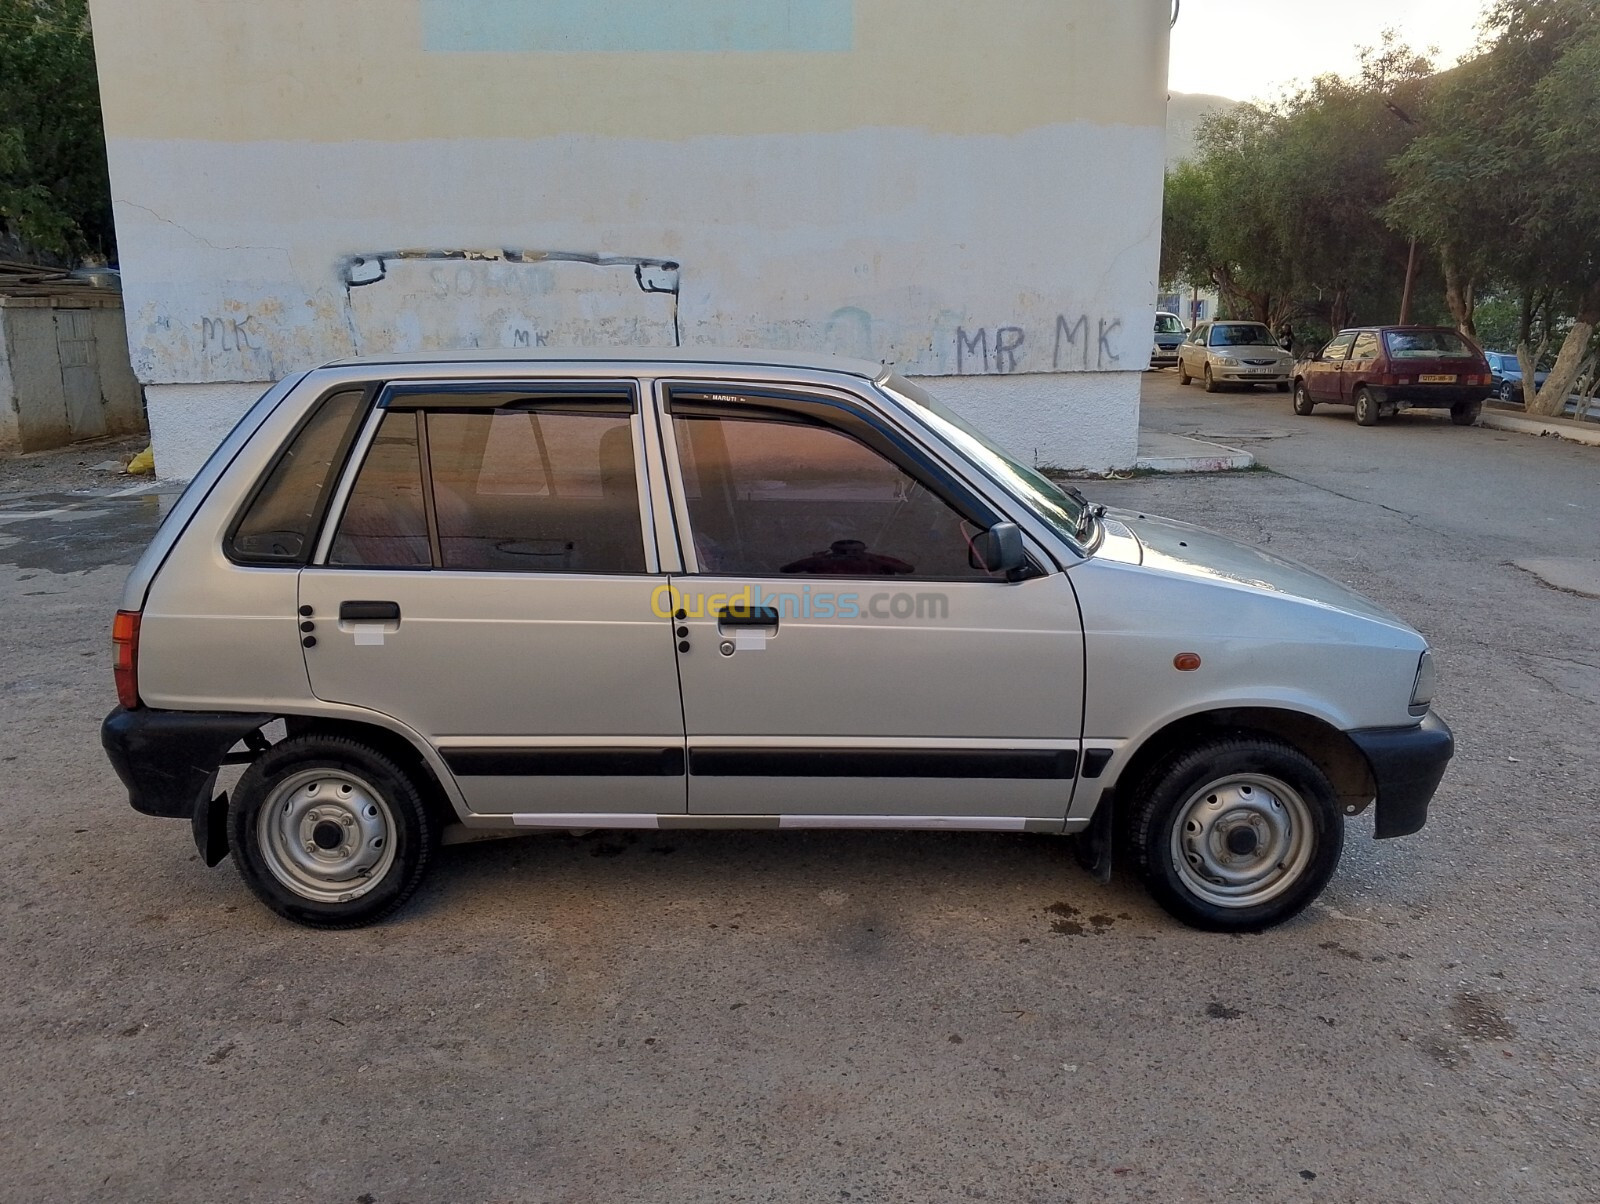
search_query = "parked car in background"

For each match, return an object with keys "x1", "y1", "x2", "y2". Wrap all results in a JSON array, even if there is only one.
[
  {"x1": 1292, "y1": 327, "x2": 1492, "y2": 428},
  {"x1": 101, "y1": 349, "x2": 1451, "y2": 933},
  {"x1": 1484, "y1": 351, "x2": 1549, "y2": 404},
  {"x1": 1177, "y1": 321, "x2": 1294, "y2": 392},
  {"x1": 1150, "y1": 312, "x2": 1189, "y2": 369}
]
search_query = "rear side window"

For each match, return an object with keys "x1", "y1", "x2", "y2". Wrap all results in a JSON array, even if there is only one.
[
  {"x1": 427, "y1": 407, "x2": 646, "y2": 573},
  {"x1": 1351, "y1": 332, "x2": 1381, "y2": 361},
  {"x1": 229, "y1": 388, "x2": 366, "y2": 564},
  {"x1": 328, "y1": 412, "x2": 430, "y2": 568},
  {"x1": 324, "y1": 400, "x2": 648, "y2": 574}
]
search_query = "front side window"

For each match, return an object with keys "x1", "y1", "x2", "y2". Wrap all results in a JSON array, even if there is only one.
[
  {"x1": 1322, "y1": 332, "x2": 1357, "y2": 362},
  {"x1": 672, "y1": 406, "x2": 1000, "y2": 580},
  {"x1": 230, "y1": 388, "x2": 366, "y2": 564}
]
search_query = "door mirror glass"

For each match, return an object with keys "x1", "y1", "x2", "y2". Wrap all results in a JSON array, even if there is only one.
[{"x1": 967, "y1": 522, "x2": 1026, "y2": 575}]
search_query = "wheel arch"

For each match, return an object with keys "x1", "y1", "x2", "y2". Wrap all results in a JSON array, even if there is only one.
[
  {"x1": 1114, "y1": 706, "x2": 1376, "y2": 820},
  {"x1": 277, "y1": 715, "x2": 460, "y2": 829}
]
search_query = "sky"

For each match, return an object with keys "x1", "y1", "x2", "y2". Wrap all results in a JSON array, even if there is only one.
[{"x1": 1168, "y1": 0, "x2": 1495, "y2": 101}]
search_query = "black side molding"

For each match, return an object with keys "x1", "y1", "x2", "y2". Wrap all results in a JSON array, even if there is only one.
[
  {"x1": 101, "y1": 707, "x2": 274, "y2": 819},
  {"x1": 1349, "y1": 711, "x2": 1454, "y2": 839},
  {"x1": 689, "y1": 748, "x2": 1079, "y2": 780},
  {"x1": 443, "y1": 747, "x2": 687, "y2": 777}
]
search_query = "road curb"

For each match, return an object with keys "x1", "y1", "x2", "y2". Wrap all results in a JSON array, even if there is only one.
[
  {"x1": 1135, "y1": 439, "x2": 1256, "y2": 474},
  {"x1": 1479, "y1": 409, "x2": 1600, "y2": 447}
]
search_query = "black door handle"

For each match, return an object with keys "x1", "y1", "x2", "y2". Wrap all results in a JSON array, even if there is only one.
[
  {"x1": 340, "y1": 600, "x2": 401, "y2": 622},
  {"x1": 716, "y1": 605, "x2": 780, "y2": 628}
]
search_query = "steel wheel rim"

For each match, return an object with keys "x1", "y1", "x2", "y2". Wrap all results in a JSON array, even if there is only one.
[
  {"x1": 1169, "y1": 773, "x2": 1314, "y2": 909},
  {"x1": 256, "y1": 768, "x2": 398, "y2": 903}
]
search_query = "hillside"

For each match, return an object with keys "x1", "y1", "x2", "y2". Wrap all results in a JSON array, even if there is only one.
[{"x1": 1167, "y1": 91, "x2": 1240, "y2": 167}]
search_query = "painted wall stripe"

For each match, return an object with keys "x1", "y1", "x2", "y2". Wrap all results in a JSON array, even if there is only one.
[{"x1": 421, "y1": 0, "x2": 855, "y2": 54}]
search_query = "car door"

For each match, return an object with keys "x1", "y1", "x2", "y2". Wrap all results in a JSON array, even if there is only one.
[
  {"x1": 298, "y1": 380, "x2": 686, "y2": 818},
  {"x1": 655, "y1": 381, "x2": 1085, "y2": 824},
  {"x1": 1309, "y1": 331, "x2": 1356, "y2": 402},
  {"x1": 1181, "y1": 325, "x2": 1207, "y2": 376},
  {"x1": 1344, "y1": 331, "x2": 1382, "y2": 402}
]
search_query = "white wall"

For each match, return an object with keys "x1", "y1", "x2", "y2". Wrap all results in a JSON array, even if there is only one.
[{"x1": 91, "y1": 0, "x2": 1171, "y2": 479}]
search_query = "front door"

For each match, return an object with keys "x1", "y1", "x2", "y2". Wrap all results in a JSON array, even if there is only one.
[
  {"x1": 1308, "y1": 331, "x2": 1356, "y2": 402},
  {"x1": 657, "y1": 383, "x2": 1085, "y2": 823},
  {"x1": 299, "y1": 382, "x2": 685, "y2": 818}
]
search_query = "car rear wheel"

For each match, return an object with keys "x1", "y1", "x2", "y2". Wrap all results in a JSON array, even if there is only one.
[
  {"x1": 1292, "y1": 381, "x2": 1316, "y2": 416},
  {"x1": 1451, "y1": 401, "x2": 1482, "y2": 427},
  {"x1": 1354, "y1": 387, "x2": 1379, "y2": 426},
  {"x1": 1499, "y1": 380, "x2": 1520, "y2": 404},
  {"x1": 1129, "y1": 736, "x2": 1344, "y2": 932},
  {"x1": 228, "y1": 734, "x2": 437, "y2": 928},
  {"x1": 1203, "y1": 364, "x2": 1219, "y2": 393}
]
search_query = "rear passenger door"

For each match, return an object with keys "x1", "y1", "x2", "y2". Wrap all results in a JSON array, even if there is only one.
[{"x1": 298, "y1": 381, "x2": 685, "y2": 819}]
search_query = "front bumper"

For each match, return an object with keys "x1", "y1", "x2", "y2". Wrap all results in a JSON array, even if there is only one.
[
  {"x1": 1218, "y1": 370, "x2": 1291, "y2": 384},
  {"x1": 1349, "y1": 711, "x2": 1454, "y2": 839},
  {"x1": 101, "y1": 706, "x2": 271, "y2": 819}
]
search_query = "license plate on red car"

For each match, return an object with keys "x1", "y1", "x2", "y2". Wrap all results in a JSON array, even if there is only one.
[{"x1": 1419, "y1": 374, "x2": 1456, "y2": 383}]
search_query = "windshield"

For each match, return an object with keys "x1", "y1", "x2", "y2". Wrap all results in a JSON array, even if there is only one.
[
  {"x1": 1155, "y1": 314, "x2": 1187, "y2": 335},
  {"x1": 1210, "y1": 324, "x2": 1275, "y2": 347},
  {"x1": 1385, "y1": 330, "x2": 1476, "y2": 359},
  {"x1": 878, "y1": 373, "x2": 1089, "y2": 548}
]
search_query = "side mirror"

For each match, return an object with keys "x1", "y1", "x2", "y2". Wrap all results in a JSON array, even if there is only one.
[{"x1": 969, "y1": 522, "x2": 1026, "y2": 575}]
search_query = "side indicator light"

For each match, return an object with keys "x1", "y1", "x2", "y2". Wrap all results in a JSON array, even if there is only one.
[{"x1": 1174, "y1": 653, "x2": 1202, "y2": 673}]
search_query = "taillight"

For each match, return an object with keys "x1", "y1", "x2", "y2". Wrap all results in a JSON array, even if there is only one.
[{"x1": 112, "y1": 610, "x2": 141, "y2": 709}]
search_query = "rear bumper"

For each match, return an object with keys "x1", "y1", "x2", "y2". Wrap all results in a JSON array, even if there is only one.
[
  {"x1": 1349, "y1": 711, "x2": 1454, "y2": 839},
  {"x1": 1372, "y1": 386, "x2": 1491, "y2": 409},
  {"x1": 101, "y1": 707, "x2": 271, "y2": 819}
]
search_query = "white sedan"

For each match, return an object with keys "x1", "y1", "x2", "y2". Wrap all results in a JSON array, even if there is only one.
[{"x1": 1178, "y1": 321, "x2": 1295, "y2": 392}]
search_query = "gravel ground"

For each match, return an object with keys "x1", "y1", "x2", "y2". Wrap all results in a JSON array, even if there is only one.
[{"x1": 0, "y1": 387, "x2": 1595, "y2": 1204}]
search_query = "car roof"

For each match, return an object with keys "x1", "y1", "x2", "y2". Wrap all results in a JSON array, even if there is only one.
[{"x1": 318, "y1": 346, "x2": 888, "y2": 380}]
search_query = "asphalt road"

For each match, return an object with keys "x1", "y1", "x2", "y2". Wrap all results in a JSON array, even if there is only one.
[{"x1": 1, "y1": 388, "x2": 1597, "y2": 1203}]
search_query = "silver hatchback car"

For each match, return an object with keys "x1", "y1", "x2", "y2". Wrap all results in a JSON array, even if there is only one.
[{"x1": 103, "y1": 350, "x2": 1452, "y2": 931}]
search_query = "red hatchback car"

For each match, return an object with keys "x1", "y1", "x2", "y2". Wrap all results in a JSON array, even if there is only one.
[{"x1": 1292, "y1": 326, "x2": 1492, "y2": 427}]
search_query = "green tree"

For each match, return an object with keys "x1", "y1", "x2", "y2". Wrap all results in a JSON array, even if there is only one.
[
  {"x1": 1391, "y1": 0, "x2": 1600, "y2": 415},
  {"x1": 0, "y1": 0, "x2": 112, "y2": 261}
]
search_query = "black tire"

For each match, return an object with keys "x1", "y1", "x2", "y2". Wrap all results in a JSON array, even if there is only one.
[
  {"x1": 1178, "y1": 363, "x2": 1192, "y2": 386},
  {"x1": 1452, "y1": 401, "x2": 1482, "y2": 427},
  {"x1": 228, "y1": 734, "x2": 437, "y2": 928},
  {"x1": 1128, "y1": 735, "x2": 1344, "y2": 932},
  {"x1": 1499, "y1": 380, "x2": 1519, "y2": 404},
  {"x1": 1354, "y1": 387, "x2": 1379, "y2": 426},
  {"x1": 1276, "y1": 382, "x2": 1290, "y2": 393},
  {"x1": 1203, "y1": 364, "x2": 1219, "y2": 393},
  {"x1": 1292, "y1": 380, "x2": 1316, "y2": 416}
]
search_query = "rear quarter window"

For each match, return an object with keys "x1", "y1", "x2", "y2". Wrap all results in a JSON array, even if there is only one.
[{"x1": 228, "y1": 388, "x2": 369, "y2": 564}]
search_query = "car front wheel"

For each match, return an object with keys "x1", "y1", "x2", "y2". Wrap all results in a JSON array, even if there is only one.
[
  {"x1": 1178, "y1": 362, "x2": 1192, "y2": 385},
  {"x1": 1292, "y1": 381, "x2": 1316, "y2": 415},
  {"x1": 228, "y1": 734, "x2": 438, "y2": 928},
  {"x1": 1499, "y1": 380, "x2": 1520, "y2": 404},
  {"x1": 1203, "y1": 364, "x2": 1219, "y2": 393},
  {"x1": 1129, "y1": 736, "x2": 1344, "y2": 932}
]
